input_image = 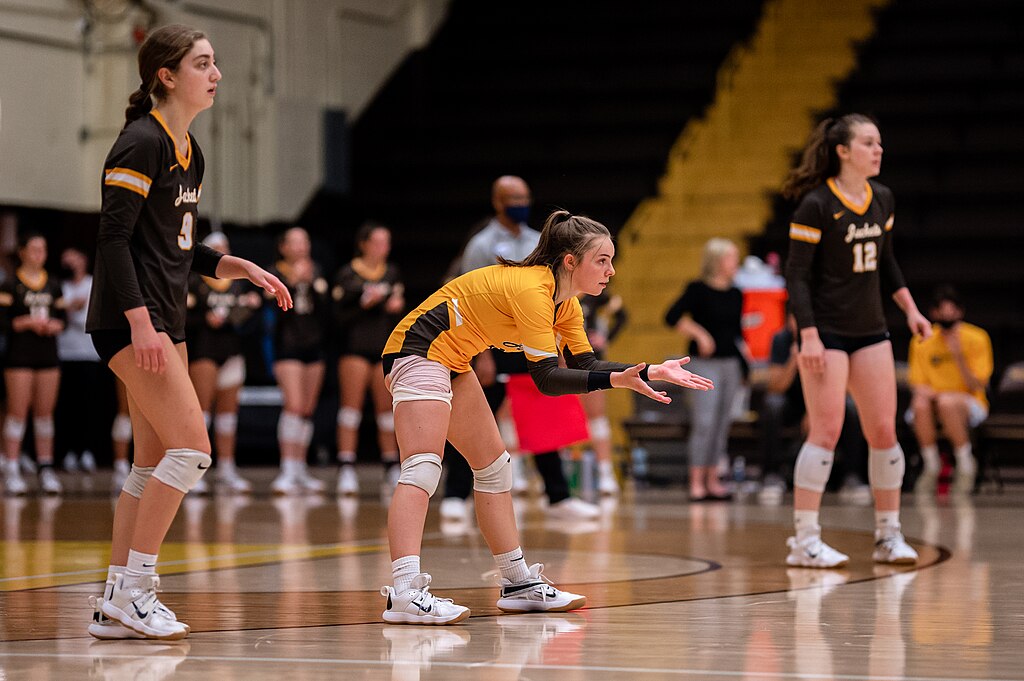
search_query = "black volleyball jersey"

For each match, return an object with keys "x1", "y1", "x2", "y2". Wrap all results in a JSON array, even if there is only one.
[
  {"x1": 87, "y1": 110, "x2": 223, "y2": 339},
  {"x1": 785, "y1": 178, "x2": 906, "y2": 336},
  {"x1": 0, "y1": 270, "x2": 66, "y2": 365},
  {"x1": 186, "y1": 276, "x2": 260, "y2": 363},
  {"x1": 268, "y1": 261, "x2": 330, "y2": 355},
  {"x1": 331, "y1": 260, "x2": 403, "y2": 357}
]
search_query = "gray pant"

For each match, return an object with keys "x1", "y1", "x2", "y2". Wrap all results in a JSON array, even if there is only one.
[{"x1": 686, "y1": 357, "x2": 744, "y2": 467}]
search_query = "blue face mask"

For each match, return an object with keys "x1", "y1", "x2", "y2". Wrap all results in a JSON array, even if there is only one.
[{"x1": 504, "y1": 205, "x2": 530, "y2": 224}]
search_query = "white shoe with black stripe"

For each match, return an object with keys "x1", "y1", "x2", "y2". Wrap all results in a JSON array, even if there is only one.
[
  {"x1": 381, "y1": 573, "x2": 470, "y2": 625},
  {"x1": 496, "y1": 563, "x2": 586, "y2": 613},
  {"x1": 88, "y1": 594, "x2": 143, "y2": 640},
  {"x1": 101, "y1": 574, "x2": 189, "y2": 640}
]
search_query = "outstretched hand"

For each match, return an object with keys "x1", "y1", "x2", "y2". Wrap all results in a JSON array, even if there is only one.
[
  {"x1": 611, "y1": 363, "x2": 671, "y2": 403},
  {"x1": 649, "y1": 357, "x2": 715, "y2": 391},
  {"x1": 247, "y1": 264, "x2": 293, "y2": 311}
]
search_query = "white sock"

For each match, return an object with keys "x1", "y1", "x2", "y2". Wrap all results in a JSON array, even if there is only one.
[
  {"x1": 106, "y1": 565, "x2": 126, "y2": 582},
  {"x1": 794, "y1": 510, "x2": 820, "y2": 541},
  {"x1": 283, "y1": 459, "x2": 301, "y2": 475},
  {"x1": 494, "y1": 547, "x2": 531, "y2": 584},
  {"x1": 219, "y1": 459, "x2": 236, "y2": 476},
  {"x1": 954, "y1": 444, "x2": 976, "y2": 474},
  {"x1": 124, "y1": 549, "x2": 158, "y2": 587},
  {"x1": 392, "y1": 555, "x2": 421, "y2": 593},
  {"x1": 598, "y1": 459, "x2": 614, "y2": 477},
  {"x1": 919, "y1": 444, "x2": 940, "y2": 473},
  {"x1": 338, "y1": 451, "x2": 356, "y2": 465},
  {"x1": 875, "y1": 510, "x2": 901, "y2": 537}
]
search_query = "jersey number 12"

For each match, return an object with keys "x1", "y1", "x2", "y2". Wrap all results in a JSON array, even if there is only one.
[
  {"x1": 852, "y1": 242, "x2": 877, "y2": 273},
  {"x1": 178, "y1": 212, "x2": 194, "y2": 250}
]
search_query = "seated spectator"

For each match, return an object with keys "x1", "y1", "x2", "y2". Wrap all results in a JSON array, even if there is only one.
[
  {"x1": 908, "y1": 285, "x2": 993, "y2": 496},
  {"x1": 759, "y1": 314, "x2": 871, "y2": 505}
]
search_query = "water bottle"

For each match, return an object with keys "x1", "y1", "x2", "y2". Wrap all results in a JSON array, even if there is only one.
[
  {"x1": 631, "y1": 446, "x2": 648, "y2": 480},
  {"x1": 732, "y1": 455, "x2": 747, "y2": 484}
]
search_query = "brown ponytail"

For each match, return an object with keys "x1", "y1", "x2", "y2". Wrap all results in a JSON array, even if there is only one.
[
  {"x1": 124, "y1": 24, "x2": 207, "y2": 128},
  {"x1": 781, "y1": 113, "x2": 877, "y2": 201}
]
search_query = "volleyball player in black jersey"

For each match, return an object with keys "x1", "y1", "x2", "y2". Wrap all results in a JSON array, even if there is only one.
[
  {"x1": 186, "y1": 232, "x2": 262, "y2": 493},
  {"x1": 332, "y1": 223, "x2": 404, "y2": 495},
  {"x1": 268, "y1": 227, "x2": 330, "y2": 495},
  {"x1": 782, "y1": 114, "x2": 931, "y2": 568},
  {"x1": 85, "y1": 25, "x2": 291, "y2": 641},
  {"x1": 0, "y1": 233, "x2": 66, "y2": 495}
]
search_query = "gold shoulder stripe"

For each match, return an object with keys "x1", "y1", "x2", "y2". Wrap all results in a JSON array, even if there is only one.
[
  {"x1": 789, "y1": 223, "x2": 822, "y2": 244},
  {"x1": 885, "y1": 214, "x2": 895, "y2": 231},
  {"x1": 105, "y1": 167, "x2": 152, "y2": 198}
]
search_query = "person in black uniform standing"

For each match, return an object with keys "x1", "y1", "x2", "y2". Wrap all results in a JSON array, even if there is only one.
[
  {"x1": 85, "y1": 25, "x2": 291, "y2": 641},
  {"x1": 186, "y1": 231, "x2": 262, "y2": 493},
  {"x1": 782, "y1": 113, "x2": 931, "y2": 568},
  {"x1": 0, "y1": 233, "x2": 66, "y2": 495},
  {"x1": 332, "y1": 223, "x2": 404, "y2": 495},
  {"x1": 268, "y1": 226, "x2": 330, "y2": 495}
]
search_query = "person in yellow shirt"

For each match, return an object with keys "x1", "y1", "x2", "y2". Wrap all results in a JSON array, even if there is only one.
[
  {"x1": 908, "y1": 285, "x2": 993, "y2": 495},
  {"x1": 378, "y1": 209, "x2": 714, "y2": 625}
]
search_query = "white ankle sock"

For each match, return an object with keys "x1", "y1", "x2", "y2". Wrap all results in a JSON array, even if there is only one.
[
  {"x1": 338, "y1": 451, "x2": 356, "y2": 464},
  {"x1": 954, "y1": 444, "x2": 976, "y2": 473},
  {"x1": 794, "y1": 510, "x2": 820, "y2": 541},
  {"x1": 106, "y1": 565, "x2": 126, "y2": 583},
  {"x1": 875, "y1": 510, "x2": 901, "y2": 537},
  {"x1": 598, "y1": 460, "x2": 614, "y2": 477},
  {"x1": 124, "y1": 549, "x2": 158, "y2": 586},
  {"x1": 392, "y1": 555, "x2": 420, "y2": 593},
  {"x1": 219, "y1": 459, "x2": 236, "y2": 476},
  {"x1": 494, "y1": 547, "x2": 531, "y2": 584},
  {"x1": 919, "y1": 444, "x2": 940, "y2": 473}
]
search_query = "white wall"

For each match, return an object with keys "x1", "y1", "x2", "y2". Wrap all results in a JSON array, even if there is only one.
[{"x1": 0, "y1": 0, "x2": 450, "y2": 223}]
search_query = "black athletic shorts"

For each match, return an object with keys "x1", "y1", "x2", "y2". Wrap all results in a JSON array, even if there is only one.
[
  {"x1": 274, "y1": 345, "x2": 324, "y2": 365},
  {"x1": 798, "y1": 331, "x2": 890, "y2": 355},
  {"x1": 90, "y1": 329, "x2": 185, "y2": 365}
]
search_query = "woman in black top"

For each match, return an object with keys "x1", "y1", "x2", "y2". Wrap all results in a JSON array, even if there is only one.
[
  {"x1": 0, "y1": 233, "x2": 66, "y2": 495},
  {"x1": 665, "y1": 238, "x2": 747, "y2": 501},
  {"x1": 782, "y1": 113, "x2": 930, "y2": 568},
  {"x1": 186, "y1": 232, "x2": 262, "y2": 493},
  {"x1": 86, "y1": 25, "x2": 290, "y2": 641},
  {"x1": 332, "y1": 223, "x2": 404, "y2": 495},
  {"x1": 268, "y1": 226, "x2": 330, "y2": 495}
]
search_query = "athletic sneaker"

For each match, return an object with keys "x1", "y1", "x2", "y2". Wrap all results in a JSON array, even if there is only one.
[
  {"x1": 872, "y1": 532, "x2": 918, "y2": 565},
  {"x1": 952, "y1": 465, "x2": 976, "y2": 496},
  {"x1": 101, "y1": 574, "x2": 189, "y2": 640},
  {"x1": 786, "y1": 535, "x2": 850, "y2": 568},
  {"x1": 5, "y1": 469, "x2": 28, "y2": 496},
  {"x1": 80, "y1": 451, "x2": 97, "y2": 473},
  {"x1": 914, "y1": 468, "x2": 939, "y2": 496},
  {"x1": 63, "y1": 452, "x2": 80, "y2": 472},
  {"x1": 838, "y1": 479, "x2": 872, "y2": 506},
  {"x1": 597, "y1": 470, "x2": 619, "y2": 496},
  {"x1": 380, "y1": 573, "x2": 471, "y2": 625},
  {"x1": 88, "y1": 595, "x2": 144, "y2": 640},
  {"x1": 19, "y1": 454, "x2": 37, "y2": 475},
  {"x1": 297, "y1": 466, "x2": 326, "y2": 493},
  {"x1": 217, "y1": 469, "x2": 252, "y2": 494},
  {"x1": 384, "y1": 463, "x2": 401, "y2": 490},
  {"x1": 439, "y1": 497, "x2": 469, "y2": 521},
  {"x1": 496, "y1": 563, "x2": 586, "y2": 613},
  {"x1": 511, "y1": 457, "x2": 530, "y2": 495},
  {"x1": 547, "y1": 497, "x2": 600, "y2": 520},
  {"x1": 187, "y1": 474, "x2": 210, "y2": 495},
  {"x1": 270, "y1": 470, "x2": 302, "y2": 495},
  {"x1": 39, "y1": 467, "x2": 62, "y2": 495},
  {"x1": 336, "y1": 465, "x2": 359, "y2": 495}
]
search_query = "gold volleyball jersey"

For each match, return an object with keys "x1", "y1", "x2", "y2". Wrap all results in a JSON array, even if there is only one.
[
  {"x1": 908, "y1": 322, "x2": 993, "y2": 407},
  {"x1": 384, "y1": 265, "x2": 593, "y2": 373}
]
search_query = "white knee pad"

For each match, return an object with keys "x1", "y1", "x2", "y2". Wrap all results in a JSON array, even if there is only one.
[
  {"x1": 588, "y1": 416, "x2": 611, "y2": 440},
  {"x1": 202, "y1": 411, "x2": 212, "y2": 431},
  {"x1": 33, "y1": 416, "x2": 55, "y2": 439},
  {"x1": 473, "y1": 450, "x2": 513, "y2": 494},
  {"x1": 397, "y1": 452, "x2": 443, "y2": 496},
  {"x1": 278, "y1": 412, "x2": 304, "y2": 444},
  {"x1": 112, "y1": 414, "x2": 132, "y2": 443},
  {"x1": 152, "y1": 448, "x2": 212, "y2": 493},
  {"x1": 3, "y1": 417, "x2": 25, "y2": 442},
  {"x1": 793, "y1": 443, "x2": 834, "y2": 493},
  {"x1": 301, "y1": 418, "x2": 315, "y2": 447},
  {"x1": 497, "y1": 417, "x2": 520, "y2": 450},
  {"x1": 337, "y1": 407, "x2": 362, "y2": 429},
  {"x1": 214, "y1": 412, "x2": 237, "y2": 436},
  {"x1": 869, "y1": 445, "x2": 906, "y2": 490},
  {"x1": 122, "y1": 464, "x2": 155, "y2": 499},
  {"x1": 217, "y1": 355, "x2": 246, "y2": 390},
  {"x1": 375, "y1": 411, "x2": 394, "y2": 433}
]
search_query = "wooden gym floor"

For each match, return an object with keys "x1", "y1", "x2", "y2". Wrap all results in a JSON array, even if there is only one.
[{"x1": 1, "y1": 466, "x2": 1022, "y2": 680}]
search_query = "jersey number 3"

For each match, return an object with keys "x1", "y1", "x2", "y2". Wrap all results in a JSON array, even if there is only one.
[
  {"x1": 178, "y1": 212, "x2": 194, "y2": 250},
  {"x1": 852, "y1": 241, "x2": 877, "y2": 273}
]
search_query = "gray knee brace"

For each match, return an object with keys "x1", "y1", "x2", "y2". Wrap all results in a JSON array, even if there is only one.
[
  {"x1": 122, "y1": 464, "x2": 155, "y2": 498},
  {"x1": 869, "y1": 445, "x2": 905, "y2": 490},
  {"x1": 793, "y1": 443, "x2": 834, "y2": 493}
]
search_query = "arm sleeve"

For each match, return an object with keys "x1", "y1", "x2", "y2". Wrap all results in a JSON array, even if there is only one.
[
  {"x1": 97, "y1": 130, "x2": 160, "y2": 313},
  {"x1": 190, "y1": 243, "x2": 224, "y2": 278},
  {"x1": 785, "y1": 197, "x2": 823, "y2": 330},
  {"x1": 664, "y1": 284, "x2": 695, "y2": 327}
]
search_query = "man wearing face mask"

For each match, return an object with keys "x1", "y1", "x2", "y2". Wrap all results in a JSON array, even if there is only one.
[
  {"x1": 438, "y1": 176, "x2": 601, "y2": 524},
  {"x1": 907, "y1": 285, "x2": 993, "y2": 495}
]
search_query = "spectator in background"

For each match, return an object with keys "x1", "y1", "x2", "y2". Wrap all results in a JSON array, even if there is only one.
[
  {"x1": 57, "y1": 246, "x2": 103, "y2": 476},
  {"x1": 665, "y1": 238, "x2": 748, "y2": 502},
  {"x1": 908, "y1": 285, "x2": 993, "y2": 495},
  {"x1": 185, "y1": 232, "x2": 261, "y2": 493},
  {"x1": 268, "y1": 227, "x2": 330, "y2": 495},
  {"x1": 440, "y1": 176, "x2": 600, "y2": 523},
  {"x1": 759, "y1": 313, "x2": 871, "y2": 505},
  {"x1": 332, "y1": 223, "x2": 404, "y2": 496},
  {"x1": 0, "y1": 233, "x2": 66, "y2": 495},
  {"x1": 579, "y1": 288, "x2": 628, "y2": 495},
  {"x1": 110, "y1": 379, "x2": 132, "y2": 492}
]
